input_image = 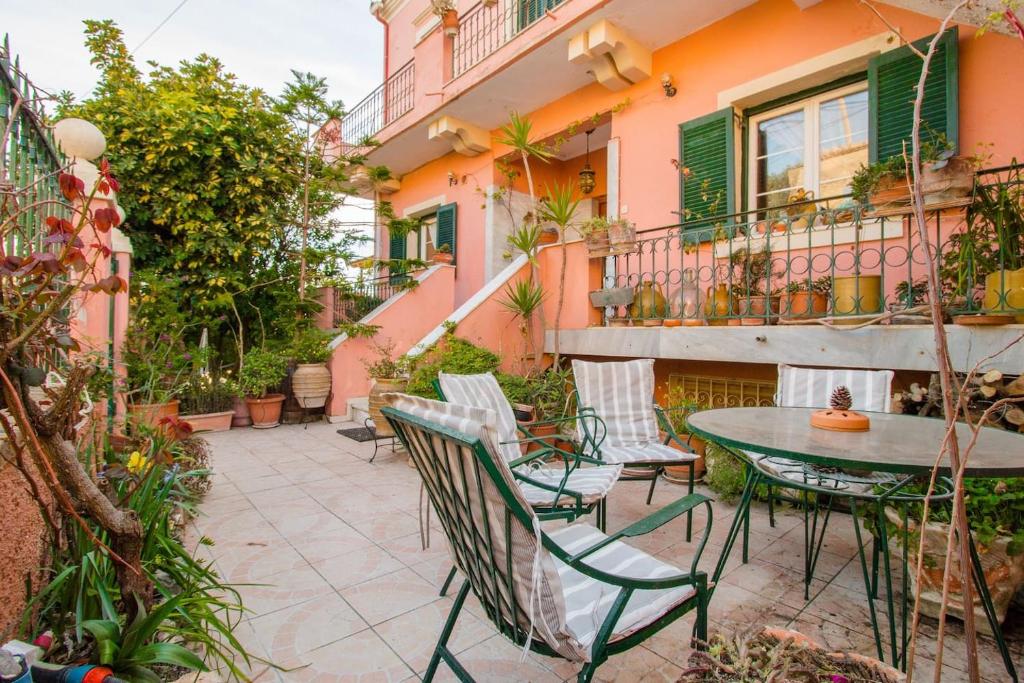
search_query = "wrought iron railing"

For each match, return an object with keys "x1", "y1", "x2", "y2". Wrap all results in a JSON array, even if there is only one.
[
  {"x1": 602, "y1": 164, "x2": 1024, "y2": 325},
  {"x1": 332, "y1": 271, "x2": 420, "y2": 326},
  {"x1": 452, "y1": 0, "x2": 567, "y2": 79},
  {"x1": 341, "y1": 60, "x2": 415, "y2": 145},
  {"x1": 1, "y1": 35, "x2": 67, "y2": 257}
]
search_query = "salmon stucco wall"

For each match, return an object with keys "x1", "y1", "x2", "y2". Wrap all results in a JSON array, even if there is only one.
[{"x1": 328, "y1": 265, "x2": 456, "y2": 417}]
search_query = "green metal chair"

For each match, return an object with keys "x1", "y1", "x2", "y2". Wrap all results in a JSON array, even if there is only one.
[
  {"x1": 382, "y1": 393, "x2": 712, "y2": 683},
  {"x1": 571, "y1": 359, "x2": 700, "y2": 540}
]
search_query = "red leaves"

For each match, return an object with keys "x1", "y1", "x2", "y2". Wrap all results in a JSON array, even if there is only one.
[
  {"x1": 93, "y1": 207, "x2": 121, "y2": 232},
  {"x1": 98, "y1": 158, "x2": 121, "y2": 195},
  {"x1": 158, "y1": 415, "x2": 194, "y2": 441},
  {"x1": 59, "y1": 172, "x2": 85, "y2": 201},
  {"x1": 86, "y1": 274, "x2": 128, "y2": 294},
  {"x1": 91, "y1": 242, "x2": 113, "y2": 258},
  {"x1": 17, "y1": 252, "x2": 64, "y2": 276},
  {"x1": 65, "y1": 249, "x2": 88, "y2": 272}
]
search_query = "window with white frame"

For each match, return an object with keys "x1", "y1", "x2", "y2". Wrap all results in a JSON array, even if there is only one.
[
  {"x1": 404, "y1": 214, "x2": 438, "y2": 260},
  {"x1": 748, "y1": 83, "x2": 868, "y2": 213}
]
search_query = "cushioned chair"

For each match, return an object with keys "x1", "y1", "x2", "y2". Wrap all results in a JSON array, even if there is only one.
[
  {"x1": 382, "y1": 393, "x2": 711, "y2": 683},
  {"x1": 571, "y1": 359, "x2": 700, "y2": 538},
  {"x1": 436, "y1": 372, "x2": 622, "y2": 524},
  {"x1": 744, "y1": 364, "x2": 895, "y2": 597}
]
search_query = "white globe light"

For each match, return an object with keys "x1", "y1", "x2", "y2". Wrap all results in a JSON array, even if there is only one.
[{"x1": 53, "y1": 118, "x2": 106, "y2": 161}]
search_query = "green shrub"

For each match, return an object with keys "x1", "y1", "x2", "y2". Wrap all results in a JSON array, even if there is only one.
[
  {"x1": 406, "y1": 335, "x2": 501, "y2": 397},
  {"x1": 239, "y1": 349, "x2": 288, "y2": 397},
  {"x1": 703, "y1": 443, "x2": 748, "y2": 502},
  {"x1": 291, "y1": 328, "x2": 333, "y2": 363}
]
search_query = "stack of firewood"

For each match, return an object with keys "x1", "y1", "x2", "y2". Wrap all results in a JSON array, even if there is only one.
[{"x1": 892, "y1": 371, "x2": 1024, "y2": 432}]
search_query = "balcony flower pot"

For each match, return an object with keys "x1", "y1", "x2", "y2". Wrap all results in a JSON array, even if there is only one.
[
  {"x1": 292, "y1": 362, "x2": 332, "y2": 409},
  {"x1": 231, "y1": 396, "x2": 252, "y2": 428},
  {"x1": 440, "y1": 8, "x2": 459, "y2": 37},
  {"x1": 179, "y1": 410, "x2": 234, "y2": 433},
  {"x1": 782, "y1": 291, "x2": 828, "y2": 320},
  {"x1": 246, "y1": 394, "x2": 286, "y2": 429},
  {"x1": 368, "y1": 377, "x2": 407, "y2": 437},
  {"x1": 589, "y1": 286, "x2": 634, "y2": 309},
  {"x1": 983, "y1": 267, "x2": 1024, "y2": 323},
  {"x1": 608, "y1": 219, "x2": 637, "y2": 254},
  {"x1": 736, "y1": 294, "x2": 776, "y2": 325},
  {"x1": 868, "y1": 174, "x2": 912, "y2": 210},
  {"x1": 833, "y1": 274, "x2": 882, "y2": 322},
  {"x1": 538, "y1": 227, "x2": 559, "y2": 245},
  {"x1": 584, "y1": 228, "x2": 611, "y2": 257},
  {"x1": 432, "y1": 251, "x2": 454, "y2": 265},
  {"x1": 128, "y1": 399, "x2": 180, "y2": 432},
  {"x1": 883, "y1": 506, "x2": 1024, "y2": 634},
  {"x1": 921, "y1": 156, "x2": 974, "y2": 202}
]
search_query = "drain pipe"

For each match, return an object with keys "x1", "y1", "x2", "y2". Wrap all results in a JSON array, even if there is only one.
[{"x1": 371, "y1": 1, "x2": 389, "y2": 80}]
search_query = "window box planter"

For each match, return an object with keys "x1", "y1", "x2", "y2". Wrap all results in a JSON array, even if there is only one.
[
  {"x1": 180, "y1": 410, "x2": 234, "y2": 433},
  {"x1": 432, "y1": 251, "x2": 454, "y2": 265}
]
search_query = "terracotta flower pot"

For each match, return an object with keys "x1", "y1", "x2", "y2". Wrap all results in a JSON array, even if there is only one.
[
  {"x1": 245, "y1": 394, "x2": 286, "y2": 429},
  {"x1": 432, "y1": 252, "x2": 454, "y2": 265},
  {"x1": 884, "y1": 507, "x2": 1024, "y2": 634},
  {"x1": 538, "y1": 228, "x2": 559, "y2": 245},
  {"x1": 179, "y1": 410, "x2": 234, "y2": 433},
  {"x1": 231, "y1": 396, "x2": 252, "y2": 428},
  {"x1": 782, "y1": 291, "x2": 828, "y2": 319},
  {"x1": 921, "y1": 156, "x2": 974, "y2": 202},
  {"x1": 584, "y1": 229, "x2": 611, "y2": 257},
  {"x1": 608, "y1": 221, "x2": 637, "y2": 254},
  {"x1": 441, "y1": 8, "x2": 459, "y2": 37},
  {"x1": 127, "y1": 399, "x2": 180, "y2": 432},
  {"x1": 292, "y1": 362, "x2": 332, "y2": 409},
  {"x1": 869, "y1": 175, "x2": 912, "y2": 209},
  {"x1": 368, "y1": 377, "x2": 407, "y2": 437},
  {"x1": 664, "y1": 435, "x2": 706, "y2": 483}
]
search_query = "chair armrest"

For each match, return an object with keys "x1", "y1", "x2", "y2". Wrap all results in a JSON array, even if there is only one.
[
  {"x1": 654, "y1": 404, "x2": 696, "y2": 453},
  {"x1": 542, "y1": 494, "x2": 714, "y2": 589}
]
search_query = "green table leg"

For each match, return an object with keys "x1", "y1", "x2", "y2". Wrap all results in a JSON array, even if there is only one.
[{"x1": 710, "y1": 463, "x2": 760, "y2": 594}]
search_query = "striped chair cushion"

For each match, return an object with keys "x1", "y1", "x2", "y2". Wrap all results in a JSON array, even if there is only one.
[
  {"x1": 747, "y1": 365, "x2": 895, "y2": 490},
  {"x1": 518, "y1": 464, "x2": 623, "y2": 507},
  {"x1": 548, "y1": 524, "x2": 697, "y2": 656},
  {"x1": 598, "y1": 442, "x2": 697, "y2": 466},
  {"x1": 439, "y1": 372, "x2": 523, "y2": 464},
  {"x1": 572, "y1": 359, "x2": 660, "y2": 447},
  {"x1": 775, "y1": 364, "x2": 893, "y2": 412}
]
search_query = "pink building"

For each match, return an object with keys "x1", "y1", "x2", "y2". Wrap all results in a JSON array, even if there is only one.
[{"x1": 324, "y1": 0, "x2": 1024, "y2": 420}]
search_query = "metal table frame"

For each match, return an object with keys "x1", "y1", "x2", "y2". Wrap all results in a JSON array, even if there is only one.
[{"x1": 687, "y1": 408, "x2": 1021, "y2": 681}]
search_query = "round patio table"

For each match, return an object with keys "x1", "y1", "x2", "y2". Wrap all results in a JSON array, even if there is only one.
[{"x1": 686, "y1": 407, "x2": 1024, "y2": 680}]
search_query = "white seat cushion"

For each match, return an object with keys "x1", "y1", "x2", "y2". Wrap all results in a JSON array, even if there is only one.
[
  {"x1": 596, "y1": 442, "x2": 698, "y2": 466},
  {"x1": 548, "y1": 524, "x2": 697, "y2": 655},
  {"x1": 572, "y1": 359, "x2": 661, "y2": 446},
  {"x1": 516, "y1": 464, "x2": 623, "y2": 507}
]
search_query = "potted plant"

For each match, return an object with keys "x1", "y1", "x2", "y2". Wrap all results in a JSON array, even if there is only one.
[
  {"x1": 850, "y1": 135, "x2": 971, "y2": 211},
  {"x1": 431, "y1": 0, "x2": 459, "y2": 37},
  {"x1": 729, "y1": 247, "x2": 777, "y2": 325},
  {"x1": 239, "y1": 349, "x2": 288, "y2": 428},
  {"x1": 607, "y1": 218, "x2": 637, "y2": 254},
  {"x1": 579, "y1": 216, "x2": 612, "y2": 258},
  {"x1": 178, "y1": 352, "x2": 235, "y2": 433},
  {"x1": 290, "y1": 328, "x2": 334, "y2": 410},
  {"x1": 121, "y1": 325, "x2": 188, "y2": 431},
  {"x1": 660, "y1": 391, "x2": 706, "y2": 482},
  {"x1": 781, "y1": 276, "x2": 831, "y2": 320},
  {"x1": 833, "y1": 272, "x2": 883, "y2": 320},
  {"x1": 974, "y1": 166, "x2": 1024, "y2": 321},
  {"x1": 364, "y1": 339, "x2": 409, "y2": 437},
  {"x1": 880, "y1": 477, "x2": 1024, "y2": 632},
  {"x1": 432, "y1": 243, "x2": 454, "y2": 265},
  {"x1": 681, "y1": 628, "x2": 904, "y2": 682},
  {"x1": 505, "y1": 368, "x2": 573, "y2": 454}
]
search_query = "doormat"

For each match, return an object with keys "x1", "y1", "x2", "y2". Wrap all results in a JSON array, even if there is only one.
[{"x1": 337, "y1": 427, "x2": 375, "y2": 442}]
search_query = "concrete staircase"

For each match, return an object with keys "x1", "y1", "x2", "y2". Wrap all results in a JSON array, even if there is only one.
[{"x1": 348, "y1": 397, "x2": 369, "y2": 425}]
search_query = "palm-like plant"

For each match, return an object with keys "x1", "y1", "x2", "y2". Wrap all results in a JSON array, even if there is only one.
[
  {"x1": 500, "y1": 279, "x2": 546, "y2": 367},
  {"x1": 539, "y1": 181, "x2": 581, "y2": 366}
]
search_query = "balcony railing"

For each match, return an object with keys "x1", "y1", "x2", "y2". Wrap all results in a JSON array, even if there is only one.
[
  {"x1": 601, "y1": 164, "x2": 1024, "y2": 325},
  {"x1": 341, "y1": 60, "x2": 415, "y2": 145},
  {"x1": 452, "y1": 0, "x2": 566, "y2": 79},
  {"x1": 332, "y1": 271, "x2": 420, "y2": 326}
]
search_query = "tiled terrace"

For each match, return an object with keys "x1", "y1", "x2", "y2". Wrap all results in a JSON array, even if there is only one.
[{"x1": 191, "y1": 422, "x2": 1023, "y2": 682}]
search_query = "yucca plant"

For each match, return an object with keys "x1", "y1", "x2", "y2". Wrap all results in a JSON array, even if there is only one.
[
  {"x1": 500, "y1": 280, "x2": 546, "y2": 367},
  {"x1": 539, "y1": 181, "x2": 581, "y2": 366}
]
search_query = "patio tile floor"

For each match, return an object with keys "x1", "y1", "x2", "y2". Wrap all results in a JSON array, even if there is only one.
[{"x1": 194, "y1": 422, "x2": 1022, "y2": 682}]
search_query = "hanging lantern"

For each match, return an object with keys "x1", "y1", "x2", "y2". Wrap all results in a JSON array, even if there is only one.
[{"x1": 578, "y1": 129, "x2": 596, "y2": 195}]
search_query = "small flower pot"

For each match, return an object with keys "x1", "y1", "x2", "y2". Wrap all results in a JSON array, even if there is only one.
[
  {"x1": 441, "y1": 8, "x2": 459, "y2": 37},
  {"x1": 245, "y1": 394, "x2": 286, "y2": 429},
  {"x1": 782, "y1": 291, "x2": 828, "y2": 319},
  {"x1": 432, "y1": 252, "x2": 454, "y2": 265},
  {"x1": 584, "y1": 229, "x2": 611, "y2": 258},
  {"x1": 179, "y1": 410, "x2": 234, "y2": 433},
  {"x1": 538, "y1": 228, "x2": 559, "y2": 245}
]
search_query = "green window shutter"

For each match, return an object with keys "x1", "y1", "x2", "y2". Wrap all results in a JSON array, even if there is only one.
[
  {"x1": 869, "y1": 27, "x2": 959, "y2": 162},
  {"x1": 435, "y1": 203, "x2": 457, "y2": 263},
  {"x1": 388, "y1": 226, "x2": 406, "y2": 260},
  {"x1": 678, "y1": 108, "x2": 735, "y2": 227}
]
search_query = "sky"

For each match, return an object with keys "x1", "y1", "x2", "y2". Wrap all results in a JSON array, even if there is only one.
[{"x1": 4, "y1": 0, "x2": 384, "y2": 258}]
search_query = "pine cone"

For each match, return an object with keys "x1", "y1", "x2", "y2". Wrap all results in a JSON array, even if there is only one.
[{"x1": 830, "y1": 385, "x2": 853, "y2": 411}]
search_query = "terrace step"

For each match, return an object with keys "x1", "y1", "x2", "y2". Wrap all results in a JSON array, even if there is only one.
[{"x1": 349, "y1": 397, "x2": 369, "y2": 424}]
